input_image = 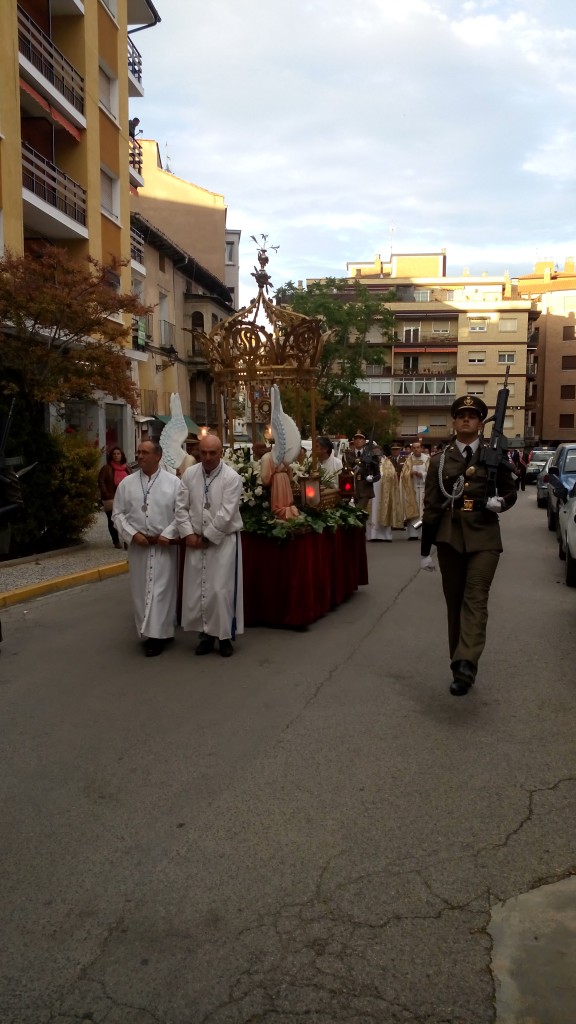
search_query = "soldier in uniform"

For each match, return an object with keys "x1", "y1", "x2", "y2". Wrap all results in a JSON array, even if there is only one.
[
  {"x1": 420, "y1": 395, "x2": 517, "y2": 696},
  {"x1": 343, "y1": 431, "x2": 381, "y2": 510}
]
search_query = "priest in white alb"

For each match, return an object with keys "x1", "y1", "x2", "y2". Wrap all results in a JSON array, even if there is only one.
[
  {"x1": 112, "y1": 440, "x2": 181, "y2": 657},
  {"x1": 176, "y1": 433, "x2": 244, "y2": 657}
]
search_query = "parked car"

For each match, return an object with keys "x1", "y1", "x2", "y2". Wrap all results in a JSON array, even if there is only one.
[
  {"x1": 526, "y1": 447, "x2": 554, "y2": 485},
  {"x1": 536, "y1": 457, "x2": 553, "y2": 508},
  {"x1": 546, "y1": 443, "x2": 576, "y2": 532},
  {"x1": 557, "y1": 482, "x2": 576, "y2": 586}
]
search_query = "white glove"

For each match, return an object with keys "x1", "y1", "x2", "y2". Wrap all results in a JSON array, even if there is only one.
[
  {"x1": 420, "y1": 555, "x2": 436, "y2": 572},
  {"x1": 366, "y1": 475, "x2": 373, "y2": 483},
  {"x1": 486, "y1": 496, "x2": 504, "y2": 512}
]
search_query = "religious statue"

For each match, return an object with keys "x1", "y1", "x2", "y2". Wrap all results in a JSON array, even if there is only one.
[{"x1": 259, "y1": 385, "x2": 301, "y2": 520}]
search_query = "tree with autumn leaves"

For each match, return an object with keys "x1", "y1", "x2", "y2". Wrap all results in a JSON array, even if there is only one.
[{"x1": 0, "y1": 246, "x2": 149, "y2": 556}]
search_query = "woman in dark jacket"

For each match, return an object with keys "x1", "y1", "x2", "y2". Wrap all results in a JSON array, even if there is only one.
[{"x1": 98, "y1": 447, "x2": 130, "y2": 549}]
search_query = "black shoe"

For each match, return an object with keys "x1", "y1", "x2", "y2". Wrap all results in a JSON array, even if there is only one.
[
  {"x1": 195, "y1": 634, "x2": 216, "y2": 656},
  {"x1": 449, "y1": 659, "x2": 476, "y2": 696},
  {"x1": 219, "y1": 639, "x2": 234, "y2": 658},
  {"x1": 144, "y1": 638, "x2": 165, "y2": 657}
]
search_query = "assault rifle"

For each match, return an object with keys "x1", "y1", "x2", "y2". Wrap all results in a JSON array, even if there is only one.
[{"x1": 478, "y1": 365, "x2": 511, "y2": 497}]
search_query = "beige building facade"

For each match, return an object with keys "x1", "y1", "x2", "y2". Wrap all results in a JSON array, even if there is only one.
[{"x1": 314, "y1": 252, "x2": 537, "y2": 444}]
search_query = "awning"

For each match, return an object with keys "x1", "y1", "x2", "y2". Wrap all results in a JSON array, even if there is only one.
[{"x1": 154, "y1": 414, "x2": 200, "y2": 434}]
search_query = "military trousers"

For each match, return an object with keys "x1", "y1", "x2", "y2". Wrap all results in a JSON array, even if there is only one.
[{"x1": 436, "y1": 543, "x2": 500, "y2": 671}]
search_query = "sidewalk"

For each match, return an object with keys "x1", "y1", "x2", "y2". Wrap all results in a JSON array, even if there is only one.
[{"x1": 0, "y1": 512, "x2": 128, "y2": 608}]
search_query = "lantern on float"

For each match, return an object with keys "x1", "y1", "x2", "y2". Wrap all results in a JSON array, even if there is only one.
[
  {"x1": 338, "y1": 470, "x2": 355, "y2": 500},
  {"x1": 300, "y1": 475, "x2": 321, "y2": 508}
]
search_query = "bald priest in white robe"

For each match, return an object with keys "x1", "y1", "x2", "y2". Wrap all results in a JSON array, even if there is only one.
[
  {"x1": 112, "y1": 440, "x2": 180, "y2": 657},
  {"x1": 175, "y1": 434, "x2": 244, "y2": 657}
]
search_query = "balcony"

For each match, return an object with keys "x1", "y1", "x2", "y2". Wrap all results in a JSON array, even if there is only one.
[
  {"x1": 393, "y1": 394, "x2": 455, "y2": 407},
  {"x1": 18, "y1": 5, "x2": 85, "y2": 126},
  {"x1": 22, "y1": 143, "x2": 88, "y2": 240},
  {"x1": 395, "y1": 333, "x2": 458, "y2": 347},
  {"x1": 130, "y1": 225, "x2": 145, "y2": 266},
  {"x1": 127, "y1": 36, "x2": 144, "y2": 97},
  {"x1": 129, "y1": 138, "x2": 144, "y2": 188}
]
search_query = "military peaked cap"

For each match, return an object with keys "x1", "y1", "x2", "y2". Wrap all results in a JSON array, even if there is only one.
[
  {"x1": 450, "y1": 394, "x2": 488, "y2": 420},
  {"x1": 352, "y1": 431, "x2": 367, "y2": 439}
]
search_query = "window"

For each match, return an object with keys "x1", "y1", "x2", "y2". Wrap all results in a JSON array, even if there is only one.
[
  {"x1": 403, "y1": 326, "x2": 420, "y2": 343},
  {"x1": 225, "y1": 241, "x2": 235, "y2": 263},
  {"x1": 403, "y1": 356, "x2": 419, "y2": 371},
  {"x1": 414, "y1": 290, "x2": 430, "y2": 302},
  {"x1": 430, "y1": 416, "x2": 447, "y2": 428},
  {"x1": 498, "y1": 352, "x2": 515, "y2": 364},
  {"x1": 469, "y1": 318, "x2": 488, "y2": 332},
  {"x1": 98, "y1": 66, "x2": 117, "y2": 117},
  {"x1": 100, "y1": 168, "x2": 118, "y2": 219},
  {"x1": 158, "y1": 253, "x2": 166, "y2": 273},
  {"x1": 498, "y1": 318, "x2": 518, "y2": 332},
  {"x1": 443, "y1": 290, "x2": 455, "y2": 300},
  {"x1": 432, "y1": 322, "x2": 450, "y2": 334},
  {"x1": 562, "y1": 356, "x2": 576, "y2": 370},
  {"x1": 465, "y1": 381, "x2": 485, "y2": 396},
  {"x1": 563, "y1": 325, "x2": 575, "y2": 340},
  {"x1": 559, "y1": 414, "x2": 575, "y2": 429},
  {"x1": 192, "y1": 311, "x2": 205, "y2": 331},
  {"x1": 504, "y1": 415, "x2": 514, "y2": 430},
  {"x1": 468, "y1": 350, "x2": 486, "y2": 364},
  {"x1": 561, "y1": 385, "x2": 576, "y2": 400}
]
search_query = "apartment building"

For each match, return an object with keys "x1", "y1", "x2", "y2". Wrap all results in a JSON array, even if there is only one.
[
  {"x1": 130, "y1": 212, "x2": 232, "y2": 435},
  {"x1": 517, "y1": 260, "x2": 576, "y2": 444},
  {"x1": 312, "y1": 252, "x2": 537, "y2": 444},
  {"x1": 0, "y1": 0, "x2": 160, "y2": 454}
]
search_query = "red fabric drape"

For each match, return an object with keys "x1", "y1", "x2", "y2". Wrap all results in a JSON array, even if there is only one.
[{"x1": 241, "y1": 526, "x2": 368, "y2": 628}]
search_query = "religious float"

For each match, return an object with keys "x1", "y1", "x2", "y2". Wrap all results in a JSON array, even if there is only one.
[{"x1": 166, "y1": 241, "x2": 368, "y2": 628}]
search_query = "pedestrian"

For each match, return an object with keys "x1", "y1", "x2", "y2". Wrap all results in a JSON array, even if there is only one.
[
  {"x1": 176, "y1": 433, "x2": 243, "y2": 657},
  {"x1": 112, "y1": 440, "x2": 180, "y2": 657},
  {"x1": 128, "y1": 117, "x2": 140, "y2": 138},
  {"x1": 342, "y1": 431, "x2": 381, "y2": 511},
  {"x1": 316, "y1": 436, "x2": 343, "y2": 487},
  {"x1": 98, "y1": 446, "x2": 131, "y2": 549},
  {"x1": 400, "y1": 440, "x2": 430, "y2": 539},
  {"x1": 420, "y1": 395, "x2": 517, "y2": 696},
  {"x1": 518, "y1": 449, "x2": 527, "y2": 491}
]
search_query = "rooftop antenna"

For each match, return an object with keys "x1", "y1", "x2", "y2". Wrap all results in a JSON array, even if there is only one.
[{"x1": 165, "y1": 142, "x2": 172, "y2": 174}]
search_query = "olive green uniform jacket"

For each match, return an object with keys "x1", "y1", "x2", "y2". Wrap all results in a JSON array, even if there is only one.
[{"x1": 422, "y1": 442, "x2": 517, "y2": 554}]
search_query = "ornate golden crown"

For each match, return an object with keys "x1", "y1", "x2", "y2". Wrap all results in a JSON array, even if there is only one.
[{"x1": 192, "y1": 242, "x2": 331, "y2": 387}]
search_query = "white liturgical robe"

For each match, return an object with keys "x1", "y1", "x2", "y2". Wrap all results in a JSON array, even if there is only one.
[
  {"x1": 176, "y1": 461, "x2": 244, "y2": 640},
  {"x1": 112, "y1": 469, "x2": 180, "y2": 639}
]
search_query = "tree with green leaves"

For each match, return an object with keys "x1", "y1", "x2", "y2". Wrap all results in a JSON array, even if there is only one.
[{"x1": 275, "y1": 277, "x2": 398, "y2": 439}]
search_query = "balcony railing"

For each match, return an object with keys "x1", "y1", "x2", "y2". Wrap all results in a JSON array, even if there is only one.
[
  {"x1": 194, "y1": 401, "x2": 207, "y2": 424},
  {"x1": 129, "y1": 138, "x2": 143, "y2": 176},
  {"x1": 130, "y1": 226, "x2": 145, "y2": 263},
  {"x1": 22, "y1": 143, "x2": 86, "y2": 225},
  {"x1": 18, "y1": 5, "x2": 84, "y2": 113},
  {"x1": 393, "y1": 395, "x2": 455, "y2": 407},
  {"x1": 127, "y1": 36, "x2": 143, "y2": 84}
]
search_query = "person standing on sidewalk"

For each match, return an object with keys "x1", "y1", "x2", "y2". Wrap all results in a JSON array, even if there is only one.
[
  {"x1": 98, "y1": 447, "x2": 131, "y2": 549},
  {"x1": 175, "y1": 433, "x2": 243, "y2": 658},
  {"x1": 420, "y1": 395, "x2": 517, "y2": 696},
  {"x1": 112, "y1": 441, "x2": 180, "y2": 657}
]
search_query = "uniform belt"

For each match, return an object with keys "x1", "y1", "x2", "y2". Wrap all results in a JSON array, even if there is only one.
[{"x1": 453, "y1": 498, "x2": 485, "y2": 512}]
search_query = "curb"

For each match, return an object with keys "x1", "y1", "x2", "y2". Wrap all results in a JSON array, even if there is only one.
[{"x1": 0, "y1": 561, "x2": 128, "y2": 609}]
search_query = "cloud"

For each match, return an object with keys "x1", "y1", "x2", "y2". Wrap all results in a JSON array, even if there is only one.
[{"x1": 134, "y1": 0, "x2": 576, "y2": 302}]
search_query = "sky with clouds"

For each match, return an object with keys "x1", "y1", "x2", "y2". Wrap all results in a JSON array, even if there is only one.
[{"x1": 133, "y1": 0, "x2": 576, "y2": 301}]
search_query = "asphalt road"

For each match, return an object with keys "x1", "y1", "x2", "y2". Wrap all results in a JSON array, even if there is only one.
[{"x1": 1, "y1": 489, "x2": 575, "y2": 1024}]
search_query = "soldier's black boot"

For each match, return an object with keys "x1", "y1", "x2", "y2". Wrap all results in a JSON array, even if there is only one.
[{"x1": 450, "y1": 659, "x2": 476, "y2": 696}]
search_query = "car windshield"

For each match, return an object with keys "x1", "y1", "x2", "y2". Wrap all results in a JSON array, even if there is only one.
[{"x1": 531, "y1": 451, "x2": 552, "y2": 462}]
